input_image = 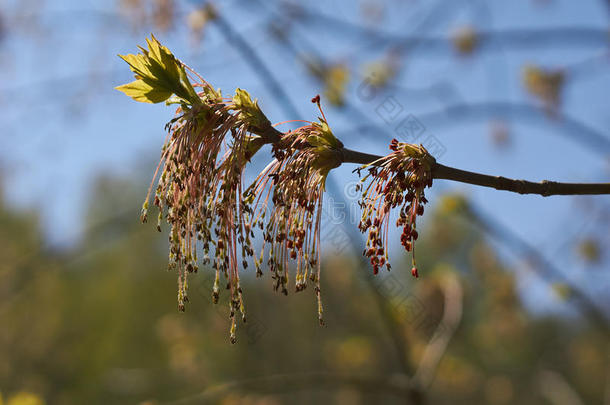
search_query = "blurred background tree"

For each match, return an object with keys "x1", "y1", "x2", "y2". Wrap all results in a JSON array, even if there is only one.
[
  {"x1": 0, "y1": 0, "x2": 609, "y2": 404},
  {"x1": 1, "y1": 177, "x2": 608, "y2": 404}
]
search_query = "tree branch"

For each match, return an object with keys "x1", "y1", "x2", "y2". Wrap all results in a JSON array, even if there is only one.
[
  {"x1": 212, "y1": 11, "x2": 301, "y2": 119},
  {"x1": 211, "y1": 4, "x2": 609, "y2": 198},
  {"x1": 281, "y1": 4, "x2": 610, "y2": 53},
  {"x1": 464, "y1": 202, "x2": 610, "y2": 334},
  {"x1": 345, "y1": 100, "x2": 610, "y2": 156},
  {"x1": 432, "y1": 163, "x2": 610, "y2": 196},
  {"x1": 257, "y1": 126, "x2": 610, "y2": 196}
]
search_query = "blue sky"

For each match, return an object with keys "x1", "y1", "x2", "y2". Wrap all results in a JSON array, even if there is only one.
[{"x1": 1, "y1": 0, "x2": 608, "y2": 314}]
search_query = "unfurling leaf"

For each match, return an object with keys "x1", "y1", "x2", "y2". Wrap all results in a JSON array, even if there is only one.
[
  {"x1": 115, "y1": 80, "x2": 172, "y2": 104},
  {"x1": 116, "y1": 34, "x2": 201, "y2": 105},
  {"x1": 232, "y1": 88, "x2": 271, "y2": 131}
]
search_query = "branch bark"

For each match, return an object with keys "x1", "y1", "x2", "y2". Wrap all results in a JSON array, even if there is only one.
[
  {"x1": 257, "y1": 126, "x2": 610, "y2": 196},
  {"x1": 432, "y1": 163, "x2": 610, "y2": 196}
]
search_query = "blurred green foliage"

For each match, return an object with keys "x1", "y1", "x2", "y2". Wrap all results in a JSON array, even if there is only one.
[{"x1": 0, "y1": 177, "x2": 607, "y2": 405}]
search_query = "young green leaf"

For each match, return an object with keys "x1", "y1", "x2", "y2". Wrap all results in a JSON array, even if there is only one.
[
  {"x1": 115, "y1": 80, "x2": 173, "y2": 104},
  {"x1": 116, "y1": 34, "x2": 201, "y2": 105}
]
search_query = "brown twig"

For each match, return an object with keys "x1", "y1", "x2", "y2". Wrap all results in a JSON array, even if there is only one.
[
  {"x1": 257, "y1": 126, "x2": 610, "y2": 196},
  {"x1": 432, "y1": 163, "x2": 610, "y2": 196}
]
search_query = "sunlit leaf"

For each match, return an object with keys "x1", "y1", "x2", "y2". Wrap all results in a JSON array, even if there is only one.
[
  {"x1": 116, "y1": 35, "x2": 200, "y2": 105},
  {"x1": 115, "y1": 80, "x2": 172, "y2": 104}
]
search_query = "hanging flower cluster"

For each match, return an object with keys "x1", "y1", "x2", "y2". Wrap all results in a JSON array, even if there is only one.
[
  {"x1": 149, "y1": 89, "x2": 274, "y2": 343},
  {"x1": 117, "y1": 36, "x2": 277, "y2": 342},
  {"x1": 243, "y1": 96, "x2": 342, "y2": 325},
  {"x1": 358, "y1": 139, "x2": 435, "y2": 278},
  {"x1": 117, "y1": 36, "x2": 435, "y2": 343}
]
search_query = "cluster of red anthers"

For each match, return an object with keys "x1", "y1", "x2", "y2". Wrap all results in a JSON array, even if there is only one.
[
  {"x1": 358, "y1": 139, "x2": 435, "y2": 278},
  {"x1": 243, "y1": 97, "x2": 343, "y2": 325}
]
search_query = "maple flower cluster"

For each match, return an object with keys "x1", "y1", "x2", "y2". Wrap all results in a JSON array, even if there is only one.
[
  {"x1": 117, "y1": 36, "x2": 436, "y2": 343},
  {"x1": 244, "y1": 96, "x2": 343, "y2": 325},
  {"x1": 118, "y1": 36, "x2": 278, "y2": 342},
  {"x1": 148, "y1": 88, "x2": 273, "y2": 342},
  {"x1": 358, "y1": 139, "x2": 435, "y2": 278}
]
